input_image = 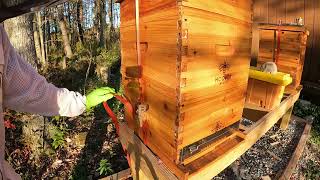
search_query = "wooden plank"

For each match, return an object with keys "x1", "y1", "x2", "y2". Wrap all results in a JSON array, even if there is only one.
[
  {"x1": 176, "y1": 1, "x2": 252, "y2": 152},
  {"x1": 302, "y1": 0, "x2": 315, "y2": 82},
  {"x1": 100, "y1": 169, "x2": 131, "y2": 180},
  {"x1": 181, "y1": 85, "x2": 246, "y2": 115},
  {"x1": 180, "y1": 100, "x2": 244, "y2": 148},
  {"x1": 120, "y1": 0, "x2": 177, "y2": 23},
  {"x1": 251, "y1": 23, "x2": 260, "y2": 66},
  {"x1": 181, "y1": 71, "x2": 249, "y2": 94},
  {"x1": 309, "y1": 0, "x2": 320, "y2": 85},
  {"x1": 258, "y1": 25, "x2": 308, "y2": 32},
  {"x1": 120, "y1": 0, "x2": 179, "y2": 164},
  {"x1": 259, "y1": 29, "x2": 275, "y2": 62},
  {"x1": 186, "y1": 86, "x2": 302, "y2": 179},
  {"x1": 275, "y1": 0, "x2": 286, "y2": 23},
  {"x1": 182, "y1": 131, "x2": 246, "y2": 165},
  {"x1": 246, "y1": 78, "x2": 285, "y2": 111},
  {"x1": 243, "y1": 107, "x2": 269, "y2": 122},
  {"x1": 120, "y1": 89, "x2": 301, "y2": 180},
  {"x1": 182, "y1": 0, "x2": 253, "y2": 23},
  {"x1": 285, "y1": 0, "x2": 304, "y2": 24},
  {"x1": 118, "y1": 123, "x2": 183, "y2": 180},
  {"x1": 253, "y1": 0, "x2": 263, "y2": 22},
  {"x1": 120, "y1": 19, "x2": 178, "y2": 88},
  {"x1": 280, "y1": 106, "x2": 293, "y2": 130},
  {"x1": 256, "y1": 0, "x2": 268, "y2": 23},
  {"x1": 268, "y1": 0, "x2": 278, "y2": 24},
  {"x1": 279, "y1": 120, "x2": 312, "y2": 180}
]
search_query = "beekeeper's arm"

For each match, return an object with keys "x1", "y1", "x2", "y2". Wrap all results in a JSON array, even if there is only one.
[{"x1": 1, "y1": 25, "x2": 114, "y2": 117}]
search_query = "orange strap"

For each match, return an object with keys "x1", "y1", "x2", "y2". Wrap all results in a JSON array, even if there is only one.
[
  {"x1": 103, "y1": 95, "x2": 134, "y2": 134},
  {"x1": 103, "y1": 95, "x2": 134, "y2": 167}
]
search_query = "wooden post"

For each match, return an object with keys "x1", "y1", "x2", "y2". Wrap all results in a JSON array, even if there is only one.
[
  {"x1": 280, "y1": 106, "x2": 293, "y2": 130},
  {"x1": 279, "y1": 119, "x2": 312, "y2": 180}
]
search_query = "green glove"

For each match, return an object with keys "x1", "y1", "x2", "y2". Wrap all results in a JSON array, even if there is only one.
[{"x1": 86, "y1": 87, "x2": 116, "y2": 110}]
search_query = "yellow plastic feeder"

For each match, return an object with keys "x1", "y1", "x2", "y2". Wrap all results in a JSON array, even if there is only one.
[{"x1": 245, "y1": 67, "x2": 293, "y2": 110}]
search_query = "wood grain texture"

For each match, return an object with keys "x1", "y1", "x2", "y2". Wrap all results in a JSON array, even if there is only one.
[
  {"x1": 117, "y1": 123, "x2": 182, "y2": 180},
  {"x1": 177, "y1": 1, "x2": 252, "y2": 150},
  {"x1": 120, "y1": 0, "x2": 179, "y2": 163},
  {"x1": 119, "y1": 0, "x2": 252, "y2": 166},
  {"x1": 99, "y1": 169, "x2": 131, "y2": 180},
  {"x1": 184, "y1": 87, "x2": 301, "y2": 180},
  {"x1": 246, "y1": 78, "x2": 285, "y2": 111},
  {"x1": 280, "y1": 106, "x2": 293, "y2": 130},
  {"x1": 117, "y1": 88, "x2": 301, "y2": 180},
  {"x1": 257, "y1": 25, "x2": 308, "y2": 93},
  {"x1": 253, "y1": 0, "x2": 320, "y2": 88}
]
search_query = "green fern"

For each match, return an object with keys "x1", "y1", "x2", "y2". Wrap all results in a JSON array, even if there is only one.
[
  {"x1": 51, "y1": 128, "x2": 65, "y2": 149},
  {"x1": 97, "y1": 159, "x2": 113, "y2": 176}
]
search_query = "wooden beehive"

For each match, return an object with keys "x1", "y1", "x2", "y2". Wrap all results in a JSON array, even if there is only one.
[
  {"x1": 246, "y1": 68, "x2": 292, "y2": 111},
  {"x1": 118, "y1": 0, "x2": 252, "y2": 165},
  {"x1": 257, "y1": 25, "x2": 309, "y2": 93}
]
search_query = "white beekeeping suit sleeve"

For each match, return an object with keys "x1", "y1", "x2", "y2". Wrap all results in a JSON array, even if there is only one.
[{"x1": 0, "y1": 25, "x2": 86, "y2": 117}]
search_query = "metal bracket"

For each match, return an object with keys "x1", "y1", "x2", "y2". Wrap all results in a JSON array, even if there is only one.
[{"x1": 136, "y1": 103, "x2": 149, "y2": 127}]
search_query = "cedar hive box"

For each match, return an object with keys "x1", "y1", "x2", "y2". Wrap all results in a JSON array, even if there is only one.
[
  {"x1": 257, "y1": 25, "x2": 309, "y2": 93},
  {"x1": 118, "y1": 0, "x2": 252, "y2": 165}
]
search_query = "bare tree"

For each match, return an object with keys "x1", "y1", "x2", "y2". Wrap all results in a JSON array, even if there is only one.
[
  {"x1": 4, "y1": 14, "x2": 38, "y2": 68},
  {"x1": 108, "y1": 0, "x2": 115, "y2": 41},
  {"x1": 100, "y1": 0, "x2": 106, "y2": 47},
  {"x1": 37, "y1": 12, "x2": 46, "y2": 66},
  {"x1": 33, "y1": 16, "x2": 42, "y2": 63},
  {"x1": 94, "y1": 0, "x2": 101, "y2": 42},
  {"x1": 76, "y1": 0, "x2": 84, "y2": 44},
  {"x1": 58, "y1": 6, "x2": 73, "y2": 59}
]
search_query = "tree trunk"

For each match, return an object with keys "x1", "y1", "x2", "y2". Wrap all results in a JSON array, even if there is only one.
[
  {"x1": 100, "y1": 0, "x2": 106, "y2": 47},
  {"x1": 52, "y1": 18, "x2": 58, "y2": 50},
  {"x1": 4, "y1": 13, "x2": 38, "y2": 68},
  {"x1": 44, "y1": 11, "x2": 50, "y2": 62},
  {"x1": 33, "y1": 17, "x2": 42, "y2": 63},
  {"x1": 76, "y1": 0, "x2": 84, "y2": 44},
  {"x1": 37, "y1": 12, "x2": 46, "y2": 66},
  {"x1": 108, "y1": 0, "x2": 115, "y2": 42},
  {"x1": 94, "y1": 0, "x2": 101, "y2": 42},
  {"x1": 58, "y1": 13, "x2": 73, "y2": 59}
]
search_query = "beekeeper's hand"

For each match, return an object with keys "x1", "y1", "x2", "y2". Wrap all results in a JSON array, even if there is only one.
[{"x1": 86, "y1": 87, "x2": 115, "y2": 110}]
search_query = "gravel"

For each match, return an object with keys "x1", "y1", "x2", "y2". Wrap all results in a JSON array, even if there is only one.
[{"x1": 213, "y1": 119, "x2": 305, "y2": 180}]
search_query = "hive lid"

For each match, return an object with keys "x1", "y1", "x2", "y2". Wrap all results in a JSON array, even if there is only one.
[{"x1": 249, "y1": 67, "x2": 293, "y2": 86}]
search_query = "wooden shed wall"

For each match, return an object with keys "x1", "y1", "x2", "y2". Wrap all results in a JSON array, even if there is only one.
[{"x1": 253, "y1": 0, "x2": 320, "y2": 86}]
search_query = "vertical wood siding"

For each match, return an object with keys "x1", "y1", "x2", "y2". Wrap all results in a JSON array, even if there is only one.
[{"x1": 253, "y1": 0, "x2": 320, "y2": 85}]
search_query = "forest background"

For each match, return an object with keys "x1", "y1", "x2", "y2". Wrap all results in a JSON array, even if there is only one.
[{"x1": 3, "y1": 0, "x2": 127, "y2": 179}]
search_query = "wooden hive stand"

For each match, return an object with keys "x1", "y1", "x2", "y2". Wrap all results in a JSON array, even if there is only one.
[{"x1": 110, "y1": 86, "x2": 302, "y2": 180}]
